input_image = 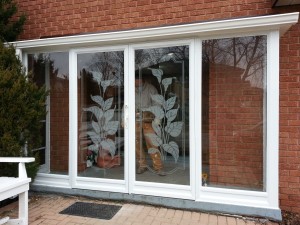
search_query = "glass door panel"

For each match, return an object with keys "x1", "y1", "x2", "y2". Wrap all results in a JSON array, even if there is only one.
[
  {"x1": 134, "y1": 46, "x2": 190, "y2": 185},
  {"x1": 77, "y1": 51, "x2": 125, "y2": 180}
]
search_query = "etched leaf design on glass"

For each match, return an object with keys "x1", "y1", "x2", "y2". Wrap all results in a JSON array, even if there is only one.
[
  {"x1": 88, "y1": 144, "x2": 99, "y2": 151},
  {"x1": 151, "y1": 94, "x2": 165, "y2": 106},
  {"x1": 152, "y1": 120, "x2": 161, "y2": 137},
  {"x1": 91, "y1": 71, "x2": 103, "y2": 85},
  {"x1": 104, "y1": 121, "x2": 119, "y2": 135},
  {"x1": 104, "y1": 108, "x2": 115, "y2": 123},
  {"x1": 166, "y1": 108, "x2": 179, "y2": 124},
  {"x1": 83, "y1": 106, "x2": 103, "y2": 120},
  {"x1": 148, "y1": 68, "x2": 163, "y2": 83},
  {"x1": 144, "y1": 105, "x2": 164, "y2": 119},
  {"x1": 101, "y1": 139, "x2": 116, "y2": 157},
  {"x1": 103, "y1": 97, "x2": 113, "y2": 110},
  {"x1": 162, "y1": 77, "x2": 174, "y2": 92},
  {"x1": 165, "y1": 96, "x2": 176, "y2": 110},
  {"x1": 92, "y1": 120, "x2": 100, "y2": 134},
  {"x1": 91, "y1": 95, "x2": 104, "y2": 108},
  {"x1": 162, "y1": 141, "x2": 179, "y2": 162},
  {"x1": 148, "y1": 148, "x2": 160, "y2": 155},
  {"x1": 101, "y1": 80, "x2": 113, "y2": 93},
  {"x1": 82, "y1": 68, "x2": 121, "y2": 159},
  {"x1": 165, "y1": 122, "x2": 183, "y2": 137},
  {"x1": 145, "y1": 133, "x2": 163, "y2": 147},
  {"x1": 86, "y1": 131, "x2": 101, "y2": 145}
]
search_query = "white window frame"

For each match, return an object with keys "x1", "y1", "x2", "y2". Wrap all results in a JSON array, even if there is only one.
[
  {"x1": 128, "y1": 39, "x2": 196, "y2": 199},
  {"x1": 69, "y1": 45, "x2": 129, "y2": 193},
  {"x1": 195, "y1": 31, "x2": 280, "y2": 209},
  {"x1": 13, "y1": 12, "x2": 298, "y2": 211}
]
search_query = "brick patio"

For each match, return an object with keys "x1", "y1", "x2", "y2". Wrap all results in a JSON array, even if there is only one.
[{"x1": 0, "y1": 193, "x2": 279, "y2": 225}]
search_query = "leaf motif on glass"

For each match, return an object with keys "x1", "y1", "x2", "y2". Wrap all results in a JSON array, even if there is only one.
[
  {"x1": 166, "y1": 108, "x2": 178, "y2": 123},
  {"x1": 101, "y1": 80, "x2": 112, "y2": 93},
  {"x1": 162, "y1": 141, "x2": 179, "y2": 162},
  {"x1": 165, "y1": 122, "x2": 183, "y2": 137},
  {"x1": 86, "y1": 131, "x2": 101, "y2": 144},
  {"x1": 165, "y1": 96, "x2": 176, "y2": 110},
  {"x1": 144, "y1": 106, "x2": 164, "y2": 119},
  {"x1": 151, "y1": 94, "x2": 165, "y2": 106},
  {"x1": 104, "y1": 108, "x2": 115, "y2": 123},
  {"x1": 100, "y1": 139, "x2": 116, "y2": 156},
  {"x1": 152, "y1": 120, "x2": 161, "y2": 137},
  {"x1": 91, "y1": 95, "x2": 104, "y2": 108},
  {"x1": 149, "y1": 68, "x2": 163, "y2": 83},
  {"x1": 88, "y1": 144, "x2": 99, "y2": 151},
  {"x1": 91, "y1": 71, "x2": 103, "y2": 85},
  {"x1": 83, "y1": 106, "x2": 103, "y2": 120},
  {"x1": 148, "y1": 148, "x2": 160, "y2": 154},
  {"x1": 104, "y1": 97, "x2": 113, "y2": 110},
  {"x1": 162, "y1": 77, "x2": 174, "y2": 92},
  {"x1": 91, "y1": 120, "x2": 100, "y2": 134},
  {"x1": 104, "y1": 121, "x2": 119, "y2": 135},
  {"x1": 145, "y1": 133, "x2": 163, "y2": 147}
]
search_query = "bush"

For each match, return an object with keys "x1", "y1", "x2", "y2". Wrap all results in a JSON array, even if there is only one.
[{"x1": 0, "y1": 42, "x2": 47, "y2": 178}]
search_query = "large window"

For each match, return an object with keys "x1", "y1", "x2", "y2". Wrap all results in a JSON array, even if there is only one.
[
  {"x1": 201, "y1": 36, "x2": 267, "y2": 191},
  {"x1": 28, "y1": 52, "x2": 69, "y2": 174}
]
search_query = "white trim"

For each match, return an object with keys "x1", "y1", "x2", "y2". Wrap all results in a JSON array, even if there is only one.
[
  {"x1": 11, "y1": 13, "x2": 298, "y2": 51},
  {"x1": 69, "y1": 50, "x2": 77, "y2": 187},
  {"x1": 34, "y1": 173, "x2": 71, "y2": 188},
  {"x1": 266, "y1": 31, "x2": 280, "y2": 208},
  {"x1": 127, "y1": 44, "x2": 135, "y2": 194},
  {"x1": 194, "y1": 38, "x2": 202, "y2": 200}
]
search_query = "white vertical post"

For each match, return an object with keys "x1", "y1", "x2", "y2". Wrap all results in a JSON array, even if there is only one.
[
  {"x1": 267, "y1": 30, "x2": 280, "y2": 208},
  {"x1": 18, "y1": 192, "x2": 29, "y2": 225}
]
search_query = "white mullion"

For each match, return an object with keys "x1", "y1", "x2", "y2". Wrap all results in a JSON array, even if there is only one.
[
  {"x1": 123, "y1": 46, "x2": 130, "y2": 193},
  {"x1": 189, "y1": 39, "x2": 196, "y2": 199},
  {"x1": 128, "y1": 45, "x2": 136, "y2": 194},
  {"x1": 69, "y1": 50, "x2": 78, "y2": 187},
  {"x1": 194, "y1": 38, "x2": 202, "y2": 200},
  {"x1": 266, "y1": 30, "x2": 280, "y2": 208}
]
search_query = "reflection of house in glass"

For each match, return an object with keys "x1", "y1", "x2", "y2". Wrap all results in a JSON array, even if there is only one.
[{"x1": 202, "y1": 63, "x2": 264, "y2": 191}]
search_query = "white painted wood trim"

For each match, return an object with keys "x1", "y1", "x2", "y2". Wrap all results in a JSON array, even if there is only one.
[
  {"x1": 266, "y1": 30, "x2": 280, "y2": 208},
  {"x1": 194, "y1": 38, "x2": 202, "y2": 200},
  {"x1": 11, "y1": 13, "x2": 298, "y2": 51},
  {"x1": 69, "y1": 50, "x2": 77, "y2": 187},
  {"x1": 0, "y1": 157, "x2": 34, "y2": 163}
]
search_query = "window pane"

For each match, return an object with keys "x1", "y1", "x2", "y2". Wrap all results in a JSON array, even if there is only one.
[
  {"x1": 135, "y1": 46, "x2": 190, "y2": 185},
  {"x1": 28, "y1": 52, "x2": 69, "y2": 174},
  {"x1": 202, "y1": 36, "x2": 267, "y2": 191},
  {"x1": 77, "y1": 51, "x2": 124, "y2": 180}
]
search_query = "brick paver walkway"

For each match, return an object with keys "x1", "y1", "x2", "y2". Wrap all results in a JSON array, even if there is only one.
[{"x1": 0, "y1": 193, "x2": 279, "y2": 225}]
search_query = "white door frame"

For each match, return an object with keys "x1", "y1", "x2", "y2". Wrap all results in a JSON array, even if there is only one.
[
  {"x1": 128, "y1": 39, "x2": 196, "y2": 199},
  {"x1": 69, "y1": 45, "x2": 129, "y2": 193},
  {"x1": 69, "y1": 39, "x2": 196, "y2": 200}
]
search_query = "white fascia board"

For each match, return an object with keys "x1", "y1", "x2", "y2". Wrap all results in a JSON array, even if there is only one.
[{"x1": 11, "y1": 12, "x2": 298, "y2": 51}]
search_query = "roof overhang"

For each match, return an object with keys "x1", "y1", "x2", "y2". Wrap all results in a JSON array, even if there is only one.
[
  {"x1": 10, "y1": 12, "x2": 299, "y2": 52},
  {"x1": 272, "y1": 0, "x2": 300, "y2": 7}
]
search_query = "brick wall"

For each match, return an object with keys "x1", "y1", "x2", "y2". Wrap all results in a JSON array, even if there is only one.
[
  {"x1": 278, "y1": 21, "x2": 300, "y2": 213},
  {"x1": 15, "y1": 0, "x2": 300, "y2": 214},
  {"x1": 207, "y1": 64, "x2": 264, "y2": 190},
  {"x1": 15, "y1": 0, "x2": 275, "y2": 40}
]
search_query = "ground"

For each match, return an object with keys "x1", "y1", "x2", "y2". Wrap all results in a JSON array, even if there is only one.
[{"x1": 280, "y1": 211, "x2": 300, "y2": 225}]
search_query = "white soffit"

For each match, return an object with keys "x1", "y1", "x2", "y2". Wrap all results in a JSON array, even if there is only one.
[{"x1": 11, "y1": 12, "x2": 299, "y2": 51}]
